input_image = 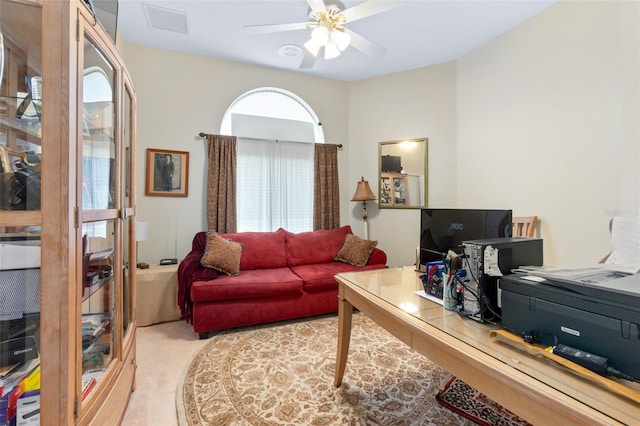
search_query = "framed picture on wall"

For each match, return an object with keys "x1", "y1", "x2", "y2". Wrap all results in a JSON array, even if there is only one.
[{"x1": 145, "y1": 148, "x2": 189, "y2": 197}]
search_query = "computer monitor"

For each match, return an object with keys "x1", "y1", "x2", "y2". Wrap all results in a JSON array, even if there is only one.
[
  {"x1": 381, "y1": 155, "x2": 402, "y2": 173},
  {"x1": 419, "y1": 208, "x2": 512, "y2": 265}
]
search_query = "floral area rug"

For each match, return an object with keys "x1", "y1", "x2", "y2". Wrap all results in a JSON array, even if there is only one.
[
  {"x1": 436, "y1": 377, "x2": 531, "y2": 426},
  {"x1": 177, "y1": 313, "x2": 514, "y2": 425}
]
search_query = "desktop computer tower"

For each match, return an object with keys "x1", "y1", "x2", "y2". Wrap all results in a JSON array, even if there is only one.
[{"x1": 458, "y1": 237, "x2": 543, "y2": 322}]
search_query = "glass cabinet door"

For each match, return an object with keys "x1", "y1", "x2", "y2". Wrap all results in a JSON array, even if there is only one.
[
  {"x1": 80, "y1": 220, "x2": 115, "y2": 382},
  {"x1": 79, "y1": 27, "x2": 120, "y2": 404},
  {"x1": 0, "y1": 1, "x2": 43, "y2": 424},
  {"x1": 380, "y1": 176, "x2": 391, "y2": 206},
  {"x1": 0, "y1": 2, "x2": 42, "y2": 212},
  {"x1": 81, "y1": 38, "x2": 115, "y2": 212},
  {"x1": 122, "y1": 82, "x2": 134, "y2": 333},
  {"x1": 393, "y1": 177, "x2": 407, "y2": 205}
]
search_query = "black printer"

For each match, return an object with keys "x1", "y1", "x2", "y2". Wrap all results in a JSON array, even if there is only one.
[{"x1": 500, "y1": 268, "x2": 640, "y2": 381}]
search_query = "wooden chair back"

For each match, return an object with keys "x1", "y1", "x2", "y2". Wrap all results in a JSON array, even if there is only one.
[{"x1": 512, "y1": 216, "x2": 538, "y2": 238}]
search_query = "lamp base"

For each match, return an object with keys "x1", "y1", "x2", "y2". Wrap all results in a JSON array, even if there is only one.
[{"x1": 362, "y1": 201, "x2": 370, "y2": 239}]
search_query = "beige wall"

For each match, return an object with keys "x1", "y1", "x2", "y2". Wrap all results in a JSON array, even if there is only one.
[
  {"x1": 123, "y1": 45, "x2": 349, "y2": 262},
  {"x1": 457, "y1": 0, "x2": 639, "y2": 266},
  {"x1": 347, "y1": 63, "x2": 458, "y2": 267},
  {"x1": 123, "y1": 0, "x2": 639, "y2": 268},
  {"x1": 347, "y1": 0, "x2": 638, "y2": 267}
]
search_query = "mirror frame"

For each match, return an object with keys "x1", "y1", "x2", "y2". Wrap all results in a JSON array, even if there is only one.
[{"x1": 378, "y1": 138, "x2": 428, "y2": 209}]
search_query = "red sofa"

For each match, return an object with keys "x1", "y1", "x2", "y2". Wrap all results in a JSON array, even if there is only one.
[{"x1": 178, "y1": 225, "x2": 387, "y2": 338}]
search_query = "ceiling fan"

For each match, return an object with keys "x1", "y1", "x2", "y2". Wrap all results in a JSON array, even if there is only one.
[{"x1": 244, "y1": 0, "x2": 402, "y2": 69}]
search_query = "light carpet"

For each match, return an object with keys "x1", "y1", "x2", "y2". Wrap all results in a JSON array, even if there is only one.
[{"x1": 177, "y1": 313, "x2": 477, "y2": 425}]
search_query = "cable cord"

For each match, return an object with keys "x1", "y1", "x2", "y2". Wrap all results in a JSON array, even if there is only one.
[{"x1": 459, "y1": 252, "x2": 503, "y2": 322}]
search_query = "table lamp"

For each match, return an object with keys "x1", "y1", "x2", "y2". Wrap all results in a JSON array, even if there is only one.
[
  {"x1": 136, "y1": 220, "x2": 149, "y2": 269},
  {"x1": 351, "y1": 176, "x2": 376, "y2": 239}
]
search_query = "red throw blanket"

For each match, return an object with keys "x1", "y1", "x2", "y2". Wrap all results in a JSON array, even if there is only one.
[{"x1": 177, "y1": 237, "x2": 219, "y2": 323}]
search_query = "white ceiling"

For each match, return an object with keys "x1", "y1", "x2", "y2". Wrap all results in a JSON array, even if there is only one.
[{"x1": 116, "y1": 0, "x2": 557, "y2": 82}]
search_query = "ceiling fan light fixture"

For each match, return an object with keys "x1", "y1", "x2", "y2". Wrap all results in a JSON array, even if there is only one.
[
  {"x1": 311, "y1": 26, "x2": 329, "y2": 45},
  {"x1": 245, "y1": 0, "x2": 401, "y2": 70},
  {"x1": 324, "y1": 40, "x2": 341, "y2": 59},
  {"x1": 331, "y1": 28, "x2": 350, "y2": 51},
  {"x1": 304, "y1": 39, "x2": 322, "y2": 57}
]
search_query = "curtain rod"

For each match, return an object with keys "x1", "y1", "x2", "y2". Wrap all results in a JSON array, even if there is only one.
[{"x1": 198, "y1": 132, "x2": 342, "y2": 149}]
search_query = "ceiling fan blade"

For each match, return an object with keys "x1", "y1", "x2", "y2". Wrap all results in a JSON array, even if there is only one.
[
  {"x1": 244, "y1": 22, "x2": 309, "y2": 35},
  {"x1": 340, "y1": 1, "x2": 404, "y2": 23},
  {"x1": 306, "y1": 0, "x2": 327, "y2": 15},
  {"x1": 299, "y1": 49, "x2": 318, "y2": 69},
  {"x1": 344, "y1": 29, "x2": 387, "y2": 57}
]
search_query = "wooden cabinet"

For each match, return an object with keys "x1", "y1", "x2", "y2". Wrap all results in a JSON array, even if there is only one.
[
  {"x1": 380, "y1": 173, "x2": 410, "y2": 207},
  {"x1": 0, "y1": 1, "x2": 137, "y2": 424}
]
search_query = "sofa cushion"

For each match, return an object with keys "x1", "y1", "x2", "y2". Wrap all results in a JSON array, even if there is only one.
[
  {"x1": 190, "y1": 267, "x2": 302, "y2": 303},
  {"x1": 220, "y1": 228, "x2": 287, "y2": 270},
  {"x1": 334, "y1": 234, "x2": 378, "y2": 266},
  {"x1": 290, "y1": 262, "x2": 389, "y2": 292},
  {"x1": 285, "y1": 225, "x2": 352, "y2": 266},
  {"x1": 200, "y1": 232, "x2": 243, "y2": 275}
]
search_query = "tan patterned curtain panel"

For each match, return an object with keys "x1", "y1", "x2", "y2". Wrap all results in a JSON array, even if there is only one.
[
  {"x1": 206, "y1": 134, "x2": 237, "y2": 233},
  {"x1": 203, "y1": 134, "x2": 339, "y2": 232},
  {"x1": 313, "y1": 143, "x2": 340, "y2": 230}
]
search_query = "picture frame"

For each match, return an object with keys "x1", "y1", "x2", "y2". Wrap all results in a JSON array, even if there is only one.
[{"x1": 145, "y1": 148, "x2": 189, "y2": 197}]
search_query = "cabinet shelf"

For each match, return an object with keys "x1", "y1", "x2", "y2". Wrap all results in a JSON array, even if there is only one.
[
  {"x1": 81, "y1": 313, "x2": 110, "y2": 348},
  {"x1": 82, "y1": 275, "x2": 112, "y2": 302},
  {"x1": 81, "y1": 313, "x2": 111, "y2": 376},
  {"x1": 0, "y1": 210, "x2": 41, "y2": 225},
  {"x1": 0, "y1": 232, "x2": 39, "y2": 241},
  {"x1": 82, "y1": 119, "x2": 113, "y2": 142}
]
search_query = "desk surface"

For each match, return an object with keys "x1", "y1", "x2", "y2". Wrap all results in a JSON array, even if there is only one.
[{"x1": 334, "y1": 267, "x2": 640, "y2": 425}]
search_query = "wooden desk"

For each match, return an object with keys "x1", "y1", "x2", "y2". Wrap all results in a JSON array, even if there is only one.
[{"x1": 334, "y1": 267, "x2": 640, "y2": 425}]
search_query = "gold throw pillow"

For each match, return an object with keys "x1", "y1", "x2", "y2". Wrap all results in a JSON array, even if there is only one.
[
  {"x1": 201, "y1": 232, "x2": 243, "y2": 275},
  {"x1": 334, "y1": 234, "x2": 378, "y2": 267}
]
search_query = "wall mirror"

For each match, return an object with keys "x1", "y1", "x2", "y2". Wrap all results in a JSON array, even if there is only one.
[{"x1": 378, "y1": 138, "x2": 428, "y2": 209}]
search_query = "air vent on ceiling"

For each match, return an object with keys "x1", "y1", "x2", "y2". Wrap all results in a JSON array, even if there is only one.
[{"x1": 142, "y1": 3, "x2": 188, "y2": 34}]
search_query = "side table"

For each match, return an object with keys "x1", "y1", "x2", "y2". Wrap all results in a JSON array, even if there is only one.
[{"x1": 136, "y1": 263, "x2": 182, "y2": 326}]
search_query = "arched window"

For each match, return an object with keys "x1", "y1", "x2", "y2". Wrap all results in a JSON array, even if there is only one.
[
  {"x1": 220, "y1": 87, "x2": 324, "y2": 143},
  {"x1": 220, "y1": 88, "x2": 323, "y2": 232}
]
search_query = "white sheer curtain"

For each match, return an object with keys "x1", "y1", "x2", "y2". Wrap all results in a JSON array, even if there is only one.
[{"x1": 236, "y1": 137, "x2": 314, "y2": 233}]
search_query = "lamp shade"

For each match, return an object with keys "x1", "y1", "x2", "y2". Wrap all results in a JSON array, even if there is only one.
[
  {"x1": 311, "y1": 26, "x2": 329, "y2": 45},
  {"x1": 331, "y1": 29, "x2": 351, "y2": 51},
  {"x1": 351, "y1": 177, "x2": 376, "y2": 202},
  {"x1": 324, "y1": 40, "x2": 341, "y2": 59},
  {"x1": 304, "y1": 39, "x2": 322, "y2": 57},
  {"x1": 136, "y1": 220, "x2": 149, "y2": 242}
]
